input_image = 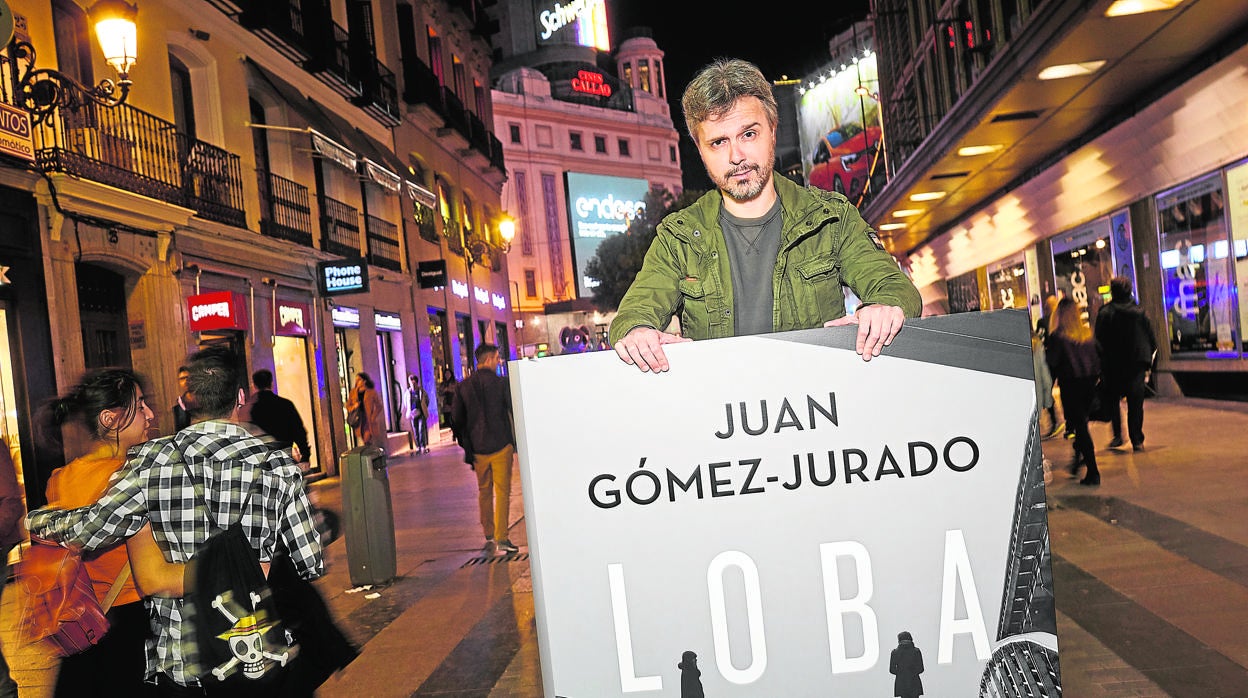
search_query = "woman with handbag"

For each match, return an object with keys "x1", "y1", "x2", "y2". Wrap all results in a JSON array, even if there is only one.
[
  {"x1": 1046, "y1": 298, "x2": 1102, "y2": 485},
  {"x1": 345, "y1": 372, "x2": 386, "y2": 450},
  {"x1": 36, "y1": 368, "x2": 185, "y2": 696}
]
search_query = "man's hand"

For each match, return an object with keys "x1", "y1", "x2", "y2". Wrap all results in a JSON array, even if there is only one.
[
  {"x1": 613, "y1": 326, "x2": 691, "y2": 373},
  {"x1": 825, "y1": 305, "x2": 907, "y2": 362}
]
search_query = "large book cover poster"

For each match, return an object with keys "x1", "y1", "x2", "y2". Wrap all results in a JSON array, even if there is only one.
[{"x1": 511, "y1": 310, "x2": 1060, "y2": 697}]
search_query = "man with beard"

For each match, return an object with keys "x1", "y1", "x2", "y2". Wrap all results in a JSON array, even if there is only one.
[{"x1": 609, "y1": 59, "x2": 920, "y2": 372}]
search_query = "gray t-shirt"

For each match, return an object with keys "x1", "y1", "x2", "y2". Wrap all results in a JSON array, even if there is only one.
[{"x1": 720, "y1": 198, "x2": 783, "y2": 336}]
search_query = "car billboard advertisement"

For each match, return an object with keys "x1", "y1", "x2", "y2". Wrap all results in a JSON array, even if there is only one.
[
  {"x1": 564, "y1": 172, "x2": 650, "y2": 299},
  {"x1": 797, "y1": 52, "x2": 884, "y2": 205}
]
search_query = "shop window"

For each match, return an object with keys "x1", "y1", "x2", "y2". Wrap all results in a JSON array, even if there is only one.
[
  {"x1": 1051, "y1": 219, "x2": 1113, "y2": 328},
  {"x1": 1156, "y1": 174, "x2": 1238, "y2": 354}
]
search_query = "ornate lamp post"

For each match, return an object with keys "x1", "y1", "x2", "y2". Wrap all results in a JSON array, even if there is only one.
[{"x1": 11, "y1": 0, "x2": 139, "y2": 125}]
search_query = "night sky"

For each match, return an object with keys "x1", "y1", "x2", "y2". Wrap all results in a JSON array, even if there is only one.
[{"x1": 606, "y1": 0, "x2": 873, "y2": 191}]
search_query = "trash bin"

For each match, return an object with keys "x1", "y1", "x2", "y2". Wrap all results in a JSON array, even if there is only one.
[{"x1": 339, "y1": 446, "x2": 397, "y2": 586}]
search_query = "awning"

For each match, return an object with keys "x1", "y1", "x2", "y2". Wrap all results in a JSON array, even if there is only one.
[
  {"x1": 405, "y1": 180, "x2": 437, "y2": 209},
  {"x1": 310, "y1": 129, "x2": 357, "y2": 171},
  {"x1": 246, "y1": 59, "x2": 407, "y2": 187},
  {"x1": 360, "y1": 158, "x2": 402, "y2": 193}
]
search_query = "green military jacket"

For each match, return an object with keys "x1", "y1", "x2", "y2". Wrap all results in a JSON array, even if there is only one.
[{"x1": 608, "y1": 175, "x2": 922, "y2": 345}]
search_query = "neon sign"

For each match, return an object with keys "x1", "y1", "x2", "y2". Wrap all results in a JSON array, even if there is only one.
[
  {"x1": 536, "y1": 0, "x2": 609, "y2": 51},
  {"x1": 571, "y1": 69, "x2": 612, "y2": 97}
]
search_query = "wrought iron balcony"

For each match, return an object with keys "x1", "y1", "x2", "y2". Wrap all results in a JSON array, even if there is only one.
[
  {"x1": 438, "y1": 87, "x2": 471, "y2": 144},
  {"x1": 365, "y1": 213, "x2": 402, "y2": 271},
  {"x1": 352, "y1": 57, "x2": 401, "y2": 127},
  {"x1": 443, "y1": 216, "x2": 463, "y2": 255},
  {"x1": 412, "y1": 201, "x2": 438, "y2": 244},
  {"x1": 319, "y1": 194, "x2": 362, "y2": 258},
  {"x1": 305, "y1": 20, "x2": 361, "y2": 100},
  {"x1": 27, "y1": 83, "x2": 246, "y2": 227},
  {"x1": 237, "y1": 0, "x2": 312, "y2": 64},
  {"x1": 257, "y1": 170, "x2": 314, "y2": 247},
  {"x1": 486, "y1": 131, "x2": 506, "y2": 173}
]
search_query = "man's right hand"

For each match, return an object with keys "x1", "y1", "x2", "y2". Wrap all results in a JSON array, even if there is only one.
[{"x1": 613, "y1": 326, "x2": 691, "y2": 373}]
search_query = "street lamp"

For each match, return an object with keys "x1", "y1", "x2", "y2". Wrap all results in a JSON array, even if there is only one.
[{"x1": 12, "y1": 0, "x2": 139, "y2": 124}]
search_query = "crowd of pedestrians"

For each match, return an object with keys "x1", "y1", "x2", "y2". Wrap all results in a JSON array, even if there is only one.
[{"x1": 1037, "y1": 276, "x2": 1159, "y2": 485}]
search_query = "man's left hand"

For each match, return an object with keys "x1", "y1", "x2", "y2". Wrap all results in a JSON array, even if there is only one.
[{"x1": 825, "y1": 305, "x2": 907, "y2": 361}]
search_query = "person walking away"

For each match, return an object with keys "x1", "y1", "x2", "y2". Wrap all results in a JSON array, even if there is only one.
[
  {"x1": 346, "y1": 372, "x2": 387, "y2": 450},
  {"x1": 1047, "y1": 298, "x2": 1102, "y2": 485},
  {"x1": 406, "y1": 374, "x2": 430, "y2": 454},
  {"x1": 245, "y1": 368, "x2": 311, "y2": 463},
  {"x1": 453, "y1": 344, "x2": 518, "y2": 555},
  {"x1": 0, "y1": 439, "x2": 24, "y2": 698},
  {"x1": 608, "y1": 58, "x2": 920, "y2": 373},
  {"x1": 889, "y1": 631, "x2": 925, "y2": 697},
  {"x1": 439, "y1": 372, "x2": 459, "y2": 443},
  {"x1": 172, "y1": 365, "x2": 193, "y2": 432},
  {"x1": 27, "y1": 348, "x2": 324, "y2": 695},
  {"x1": 1095, "y1": 276, "x2": 1157, "y2": 451},
  {"x1": 35, "y1": 368, "x2": 186, "y2": 696}
]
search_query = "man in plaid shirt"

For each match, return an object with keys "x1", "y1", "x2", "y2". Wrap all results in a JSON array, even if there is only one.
[{"x1": 27, "y1": 347, "x2": 324, "y2": 694}]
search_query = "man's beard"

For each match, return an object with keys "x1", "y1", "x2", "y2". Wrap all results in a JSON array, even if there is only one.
[{"x1": 713, "y1": 161, "x2": 772, "y2": 202}]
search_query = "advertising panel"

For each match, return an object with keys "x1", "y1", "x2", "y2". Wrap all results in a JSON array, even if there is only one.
[
  {"x1": 512, "y1": 311, "x2": 1059, "y2": 697},
  {"x1": 187, "y1": 291, "x2": 248, "y2": 332},
  {"x1": 564, "y1": 172, "x2": 650, "y2": 298},
  {"x1": 797, "y1": 52, "x2": 883, "y2": 203},
  {"x1": 317, "y1": 258, "x2": 370, "y2": 297},
  {"x1": 534, "y1": 0, "x2": 609, "y2": 50}
]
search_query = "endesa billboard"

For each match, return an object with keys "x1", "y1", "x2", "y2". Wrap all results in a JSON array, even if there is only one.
[
  {"x1": 564, "y1": 172, "x2": 650, "y2": 299},
  {"x1": 187, "y1": 291, "x2": 248, "y2": 332}
]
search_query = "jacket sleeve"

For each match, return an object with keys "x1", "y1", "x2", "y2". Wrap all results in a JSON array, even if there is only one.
[
  {"x1": 608, "y1": 228, "x2": 686, "y2": 346},
  {"x1": 835, "y1": 204, "x2": 922, "y2": 317},
  {"x1": 26, "y1": 443, "x2": 155, "y2": 550},
  {"x1": 271, "y1": 451, "x2": 324, "y2": 580}
]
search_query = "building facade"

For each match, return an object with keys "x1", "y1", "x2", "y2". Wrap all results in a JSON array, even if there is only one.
[
  {"x1": 488, "y1": 0, "x2": 682, "y2": 355},
  {"x1": 0, "y1": 0, "x2": 513, "y2": 508},
  {"x1": 861, "y1": 0, "x2": 1248, "y2": 401}
]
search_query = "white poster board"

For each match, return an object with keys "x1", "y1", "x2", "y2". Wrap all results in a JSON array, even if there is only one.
[{"x1": 511, "y1": 310, "x2": 1060, "y2": 697}]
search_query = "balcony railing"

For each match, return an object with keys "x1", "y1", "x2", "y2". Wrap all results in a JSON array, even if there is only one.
[
  {"x1": 258, "y1": 170, "x2": 314, "y2": 246},
  {"x1": 353, "y1": 58, "x2": 401, "y2": 127},
  {"x1": 306, "y1": 20, "x2": 361, "y2": 99},
  {"x1": 365, "y1": 213, "x2": 402, "y2": 271},
  {"x1": 487, "y1": 131, "x2": 505, "y2": 173},
  {"x1": 443, "y1": 216, "x2": 463, "y2": 254},
  {"x1": 440, "y1": 87, "x2": 471, "y2": 142},
  {"x1": 413, "y1": 202, "x2": 438, "y2": 243},
  {"x1": 319, "y1": 195, "x2": 362, "y2": 257},
  {"x1": 401, "y1": 55, "x2": 442, "y2": 114},
  {"x1": 237, "y1": 0, "x2": 311, "y2": 63},
  {"x1": 28, "y1": 90, "x2": 246, "y2": 227}
]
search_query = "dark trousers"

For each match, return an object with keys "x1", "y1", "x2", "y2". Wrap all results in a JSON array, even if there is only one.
[
  {"x1": 1107, "y1": 370, "x2": 1148, "y2": 446},
  {"x1": 55, "y1": 600, "x2": 155, "y2": 698},
  {"x1": 1060, "y1": 377, "x2": 1099, "y2": 479}
]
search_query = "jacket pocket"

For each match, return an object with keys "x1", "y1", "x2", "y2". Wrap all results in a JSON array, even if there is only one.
[
  {"x1": 793, "y1": 255, "x2": 845, "y2": 322},
  {"x1": 678, "y1": 277, "x2": 713, "y2": 337}
]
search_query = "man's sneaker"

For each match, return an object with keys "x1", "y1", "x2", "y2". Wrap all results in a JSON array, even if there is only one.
[
  {"x1": 1108, "y1": 437, "x2": 1126, "y2": 449},
  {"x1": 1132, "y1": 443, "x2": 1145, "y2": 452},
  {"x1": 496, "y1": 539, "x2": 519, "y2": 554}
]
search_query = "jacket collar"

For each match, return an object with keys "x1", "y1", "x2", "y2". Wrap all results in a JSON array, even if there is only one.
[{"x1": 662, "y1": 174, "x2": 841, "y2": 248}]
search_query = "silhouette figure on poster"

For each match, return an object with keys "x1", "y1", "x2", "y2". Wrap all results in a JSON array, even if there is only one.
[
  {"x1": 890, "y1": 630, "x2": 925, "y2": 697},
  {"x1": 677, "y1": 650, "x2": 705, "y2": 698}
]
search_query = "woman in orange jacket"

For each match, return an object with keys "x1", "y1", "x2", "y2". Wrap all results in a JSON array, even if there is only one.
[{"x1": 39, "y1": 368, "x2": 183, "y2": 696}]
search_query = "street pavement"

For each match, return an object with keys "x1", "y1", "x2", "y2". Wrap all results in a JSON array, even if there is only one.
[{"x1": 4, "y1": 396, "x2": 1248, "y2": 696}]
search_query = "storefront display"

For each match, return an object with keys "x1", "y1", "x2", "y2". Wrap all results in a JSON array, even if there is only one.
[
  {"x1": 1156, "y1": 173, "x2": 1238, "y2": 355},
  {"x1": 1050, "y1": 219, "x2": 1112, "y2": 327},
  {"x1": 987, "y1": 255, "x2": 1026, "y2": 311},
  {"x1": 1225, "y1": 159, "x2": 1248, "y2": 352}
]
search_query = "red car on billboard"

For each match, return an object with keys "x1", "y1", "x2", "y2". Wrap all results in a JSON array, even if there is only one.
[{"x1": 808, "y1": 124, "x2": 882, "y2": 200}]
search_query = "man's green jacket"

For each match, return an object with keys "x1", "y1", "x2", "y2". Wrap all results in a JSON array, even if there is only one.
[{"x1": 608, "y1": 175, "x2": 922, "y2": 345}]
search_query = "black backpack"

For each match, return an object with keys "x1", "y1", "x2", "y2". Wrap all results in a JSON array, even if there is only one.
[{"x1": 192, "y1": 520, "x2": 295, "y2": 697}]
